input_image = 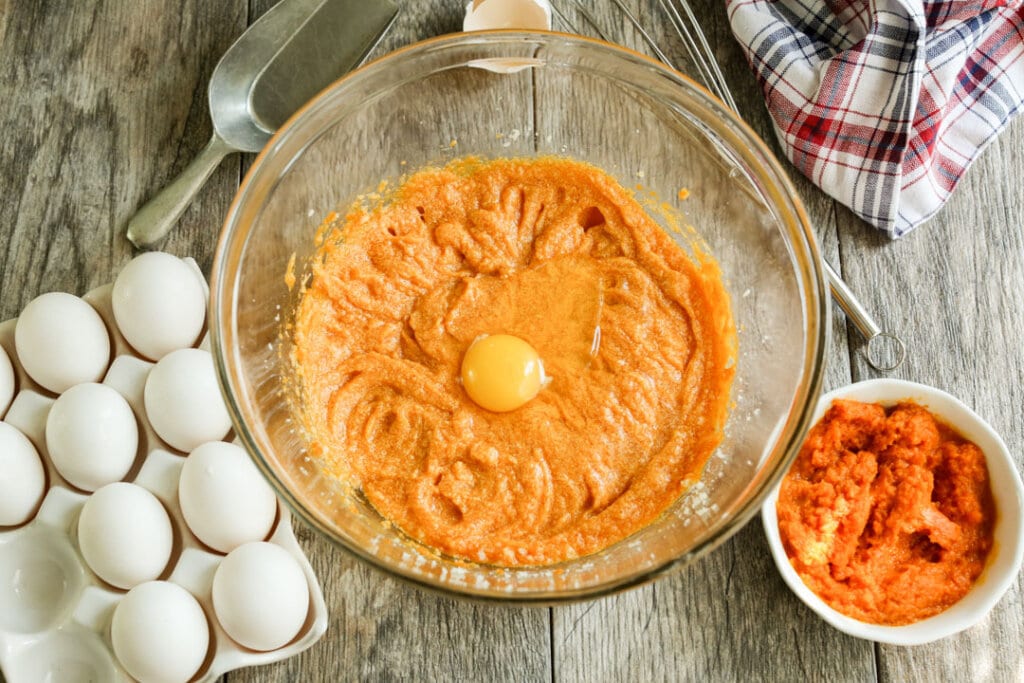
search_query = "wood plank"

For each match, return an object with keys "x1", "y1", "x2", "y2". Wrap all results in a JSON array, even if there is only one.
[
  {"x1": 228, "y1": 2, "x2": 552, "y2": 682},
  {"x1": 545, "y1": 1, "x2": 873, "y2": 681}
]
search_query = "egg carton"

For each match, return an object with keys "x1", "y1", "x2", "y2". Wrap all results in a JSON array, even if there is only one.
[{"x1": 0, "y1": 260, "x2": 327, "y2": 683}]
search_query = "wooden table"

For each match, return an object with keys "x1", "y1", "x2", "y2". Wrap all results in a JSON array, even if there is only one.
[{"x1": 2, "y1": 1, "x2": 1022, "y2": 681}]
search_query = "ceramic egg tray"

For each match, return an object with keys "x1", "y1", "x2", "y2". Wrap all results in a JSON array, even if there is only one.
[{"x1": 0, "y1": 260, "x2": 327, "y2": 682}]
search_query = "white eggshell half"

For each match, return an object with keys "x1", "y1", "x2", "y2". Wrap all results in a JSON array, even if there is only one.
[
  {"x1": 0, "y1": 422, "x2": 47, "y2": 526},
  {"x1": 143, "y1": 348, "x2": 231, "y2": 452},
  {"x1": 14, "y1": 292, "x2": 111, "y2": 394},
  {"x1": 464, "y1": 0, "x2": 552, "y2": 31},
  {"x1": 77, "y1": 482, "x2": 173, "y2": 590},
  {"x1": 212, "y1": 542, "x2": 309, "y2": 651},
  {"x1": 178, "y1": 441, "x2": 277, "y2": 553},
  {"x1": 45, "y1": 382, "x2": 139, "y2": 492},
  {"x1": 112, "y1": 252, "x2": 207, "y2": 361},
  {"x1": 111, "y1": 581, "x2": 209, "y2": 683}
]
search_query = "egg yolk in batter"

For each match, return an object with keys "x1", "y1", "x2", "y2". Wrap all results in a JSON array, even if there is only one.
[{"x1": 461, "y1": 334, "x2": 547, "y2": 412}]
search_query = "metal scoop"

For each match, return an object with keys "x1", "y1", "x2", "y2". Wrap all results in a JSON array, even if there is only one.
[{"x1": 127, "y1": 0, "x2": 399, "y2": 248}]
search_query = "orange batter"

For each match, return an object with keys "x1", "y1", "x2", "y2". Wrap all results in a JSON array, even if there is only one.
[
  {"x1": 778, "y1": 399, "x2": 996, "y2": 625},
  {"x1": 292, "y1": 157, "x2": 736, "y2": 566}
]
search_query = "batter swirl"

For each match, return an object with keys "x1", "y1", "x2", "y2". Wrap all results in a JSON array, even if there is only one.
[{"x1": 293, "y1": 157, "x2": 735, "y2": 566}]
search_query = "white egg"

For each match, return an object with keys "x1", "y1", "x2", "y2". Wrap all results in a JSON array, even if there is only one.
[
  {"x1": 14, "y1": 292, "x2": 111, "y2": 394},
  {"x1": 0, "y1": 344, "x2": 14, "y2": 417},
  {"x1": 77, "y1": 482, "x2": 173, "y2": 589},
  {"x1": 212, "y1": 542, "x2": 309, "y2": 651},
  {"x1": 46, "y1": 382, "x2": 139, "y2": 492},
  {"x1": 463, "y1": 0, "x2": 552, "y2": 31},
  {"x1": 112, "y1": 252, "x2": 207, "y2": 361},
  {"x1": 178, "y1": 441, "x2": 277, "y2": 553},
  {"x1": 143, "y1": 348, "x2": 231, "y2": 452},
  {"x1": 0, "y1": 422, "x2": 47, "y2": 526},
  {"x1": 111, "y1": 581, "x2": 209, "y2": 683}
]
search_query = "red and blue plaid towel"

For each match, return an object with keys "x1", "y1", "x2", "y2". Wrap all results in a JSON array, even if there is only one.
[{"x1": 727, "y1": 0, "x2": 1024, "y2": 237}]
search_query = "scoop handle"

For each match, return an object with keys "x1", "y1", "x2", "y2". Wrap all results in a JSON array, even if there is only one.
[
  {"x1": 825, "y1": 260, "x2": 906, "y2": 371},
  {"x1": 126, "y1": 132, "x2": 236, "y2": 248}
]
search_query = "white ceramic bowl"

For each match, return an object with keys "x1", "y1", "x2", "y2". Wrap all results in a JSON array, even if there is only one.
[{"x1": 762, "y1": 378, "x2": 1024, "y2": 645}]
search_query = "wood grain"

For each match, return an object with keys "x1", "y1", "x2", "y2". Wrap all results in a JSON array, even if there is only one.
[
  {"x1": 0, "y1": 0, "x2": 242, "y2": 316},
  {"x1": 548, "y1": 3, "x2": 871, "y2": 681},
  {"x1": 1, "y1": 0, "x2": 1022, "y2": 681}
]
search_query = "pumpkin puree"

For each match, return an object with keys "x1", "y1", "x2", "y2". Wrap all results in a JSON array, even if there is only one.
[
  {"x1": 778, "y1": 399, "x2": 995, "y2": 625},
  {"x1": 292, "y1": 157, "x2": 736, "y2": 566}
]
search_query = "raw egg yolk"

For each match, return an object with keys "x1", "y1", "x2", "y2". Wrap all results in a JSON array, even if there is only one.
[{"x1": 461, "y1": 334, "x2": 546, "y2": 412}]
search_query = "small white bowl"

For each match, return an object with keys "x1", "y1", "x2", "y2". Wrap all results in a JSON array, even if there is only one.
[{"x1": 762, "y1": 378, "x2": 1024, "y2": 645}]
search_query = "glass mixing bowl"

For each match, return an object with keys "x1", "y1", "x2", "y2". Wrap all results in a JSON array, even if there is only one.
[{"x1": 211, "y1": 32, "x2": 828, "y2": 602}]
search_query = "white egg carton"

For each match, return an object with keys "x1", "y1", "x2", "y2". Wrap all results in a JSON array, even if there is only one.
[{"x1": 0, "y1": 260, "x2": 327, "y2": 683}]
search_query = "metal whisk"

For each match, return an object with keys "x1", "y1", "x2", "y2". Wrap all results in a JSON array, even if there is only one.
[{"x1": 551, "y1": 0, "x2": 906, "y2": 372}]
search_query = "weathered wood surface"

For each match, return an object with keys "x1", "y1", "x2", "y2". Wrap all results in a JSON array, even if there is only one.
[{"x1": 0, "y1": 0, "x2": 1022, "y2": 681}]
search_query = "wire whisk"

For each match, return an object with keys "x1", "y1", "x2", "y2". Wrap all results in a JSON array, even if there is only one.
[
  {"x1": 554, "y1": 0, "x2": 736, "y2": 112},
  {"x1": 654, "y1": 0, "x2": 738, "y2": 112}
]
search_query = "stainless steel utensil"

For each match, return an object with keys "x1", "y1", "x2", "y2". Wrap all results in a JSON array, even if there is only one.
[
  {"x1": 126, "y1": 0, "x2": 399, "y2": 248},
  {"x1": 558, "y1": 0, "x2": 906, "y2": 371}
]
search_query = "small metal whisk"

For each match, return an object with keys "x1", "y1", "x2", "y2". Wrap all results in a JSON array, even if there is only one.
[{"x1": 551, "y1": 0, "x2": 906, "y2": 372}]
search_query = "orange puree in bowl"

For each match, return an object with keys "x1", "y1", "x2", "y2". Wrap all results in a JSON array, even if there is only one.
[
  {"x1": 292, "y1": 157, "x2": 736, "y2": 567},
  {"x1": 778, "y1": 399, "x2": 995, "y2": 625}
]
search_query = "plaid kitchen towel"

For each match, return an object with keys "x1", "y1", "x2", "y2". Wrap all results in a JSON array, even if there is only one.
[{"x1": 727, "y1": 0, "x2": 1024, "y2": 237}]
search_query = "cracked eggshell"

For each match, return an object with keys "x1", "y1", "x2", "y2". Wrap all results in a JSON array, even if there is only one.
[{"x1": 463, "y1": 0, "x2": 552, "y2": 31}]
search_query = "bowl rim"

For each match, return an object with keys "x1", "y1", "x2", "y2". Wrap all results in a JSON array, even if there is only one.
[
  {"x1": 210, "y1": 29, "x2": 831, "y2": 603},
  {"x1": 762, "y1": 378, "x2": 1024, "y2": 644}
]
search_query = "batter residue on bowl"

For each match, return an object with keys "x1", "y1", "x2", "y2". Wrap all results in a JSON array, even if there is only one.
[{"x1": 292, "y1": 157, "x2": 736, "y2": 566}]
